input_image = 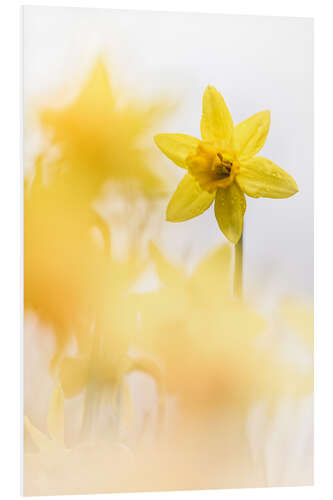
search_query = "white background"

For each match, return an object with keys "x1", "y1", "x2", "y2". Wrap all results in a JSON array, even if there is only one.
[{"x1": 0, "y1": 0, "x2": 332, "y2": 499}]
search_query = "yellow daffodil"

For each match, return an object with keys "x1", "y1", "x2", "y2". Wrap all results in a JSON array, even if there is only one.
[
  {"x1": 136, "y1": 244, "x2": 270, "y2": 410},
  {"x1": 56, "y1": 259, "x2": 166, "y2": 437},
  {"x1": 24, "y1": 157, "x2": 108, "y2": 368},
  {"x1": 59, "y1": 348, "x2": 166, "y2": 441},
  {"x1": 24, "y1": 156, "x2": 149, "y2": 371},
  {"x1": 154, "y1": 86, "x2": 298, "y2": 243},
  {"x1": 40, "y1": 58, "x2": 172, "y2": 203},
  {"x1": 280, "y1": 298, "x2": 314, "y2": 350},
  {"x1": 135, "y1": 243, "x2": 312, "y2": 415},
  {"x1": 24, "y1": 385, "x2": 134, "y2": 496}
]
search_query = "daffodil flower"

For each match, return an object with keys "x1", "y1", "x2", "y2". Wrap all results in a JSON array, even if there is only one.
[
  {"x1": 24, "y1": 385, "x2": 134, "y2": 496},
  {"x1": 40, "y1": 59, "x2": 172, "y2": 202},
  {"x1": 136, "y1": 243, "x2": 312, "y2": 411},
  {"x1": 59, "y1": 350, "x2": 166, "y2": 439},
  {"x1": 154, "y1": 86, "x2": 298, "y2": 243}
]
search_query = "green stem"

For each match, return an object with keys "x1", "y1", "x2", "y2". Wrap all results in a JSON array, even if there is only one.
[{"x1": 234, "y1": 233, "x2": 243, "y2": 299}]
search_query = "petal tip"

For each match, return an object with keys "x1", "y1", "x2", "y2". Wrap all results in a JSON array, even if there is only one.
[
  {"x1": 204, "y1": 84, "x2": 218, "y2": 95},
  {"x1": 232, "y1": 233, "x2": 242, "y2": 245},
  {"x1": 166, "y1": 201, "x2": 178, "y2": 222},
  {"x1": 166, "y1": 202, "x2": 186, "y2": 222},
  {"x1": 165, "y1": 208, "x2": 177, "y2": 223},
  {"x1": 216, "y1": 223, "x2": 242, "y2": 245},
  {"x1": 288, "y1": 177, "x2": 299, "y2": 197},
  {"x1": 153, "y1": 133, "x2": 162, "y2": 146},
  {"x1": 259, "y1": 110, "x2": 271, "y2": 126}
]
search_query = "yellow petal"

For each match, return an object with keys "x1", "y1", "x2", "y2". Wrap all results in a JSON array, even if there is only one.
[
  {"x1": 193, "y1": 244, "x2": 231, "y2": 281},
  {"x1": 237, "y1": 156, "x2": 298, "y2": 198},
  {"x1": 200, "y1": 85, "x2": 233, "y2": 145},
  {"x1": 24, "y1": 416, "x2": 52, "y2": 452},
  {"x1": 234, "y1": 111, "x2": 270, "y2": 160},
  {"x1": 149, "y1": 242, "x2": 187, "y2": 288},
  {"x1": 47, "y1": 385, "x2": 65, "y2": 445},
  {"x1": 191, "y1": 244, "x2": 232, "y2": 295},
  {"x1": 166, "y1": 173, "x2": 215, "y2": 222},
  {"x1": 59, "y1": 357, "x2": 89, "y2": 398},
  {"x1": 154, "y1": 133, "x2": 200, "y2": 168},
  {"x1": 214, "y1": 183, "x2": 246, "y2": 244},
  {"x1": 128, "y1": 356, "x2": 166, "y2": 433},
  {"x1": 280, "y1": 299, "x2": 314, "y2": 350}
]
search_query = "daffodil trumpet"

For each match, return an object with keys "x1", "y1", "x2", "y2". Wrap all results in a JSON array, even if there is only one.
[{"x1": 154, "y1": 85, "x2": 298, "y2": 298}]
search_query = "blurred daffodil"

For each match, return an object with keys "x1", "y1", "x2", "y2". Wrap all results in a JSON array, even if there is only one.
[
  {"x1": 154, "y1": 86, "x2": 298, "y2": 243},
  {"x1": 24, "y1": 385, "x2": 134, "y2": 496},
  {"x1": 25, "y1": 385, "x2": 65, "y2": 453},
  {"x1": 24, "y1": 157, "x2": 109, "y2": 368},
  {"x1": 280, "y1": 298, "x2": 314, "y2": 350},
  {"x1": 40, "y1": 58, "x2": 172, "y2": 203},
  {"x1": 25, "y1": 149, "x2": 155, "y2": 371},
  {"x1": 135, "y1": 244, "x2": 270, "y2": 412},
  {"x1": 135, "y1": 244, "x2": 312, "y2": 415},
  {"x1": 56, "y1": 255, "x2": 166, "y2": 438},
  {"x1": 25, "y1": 57, "x2": 172, "y2": 440}
]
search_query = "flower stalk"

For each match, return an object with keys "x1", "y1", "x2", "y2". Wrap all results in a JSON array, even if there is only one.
[{"x1": 234, "y1": 232, "x2": 243, "y2": 300}]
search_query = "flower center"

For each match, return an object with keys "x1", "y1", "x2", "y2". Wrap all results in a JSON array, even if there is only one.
[
  {"x1": 186, "y1": 143, "x2": 239, "y2": 193},
  {"x1": 214, "y1": 153, "x2": 233, "y2": 179}
]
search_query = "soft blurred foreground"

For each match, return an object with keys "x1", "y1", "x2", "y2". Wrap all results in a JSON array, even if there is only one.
[{"x1": 24, "y1": 58, "x2": 313, "y2": 496}]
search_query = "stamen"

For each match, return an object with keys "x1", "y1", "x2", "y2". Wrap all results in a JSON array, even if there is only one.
[{"x1": 215, "y1": 153, "x2": 233, "y2": 179}]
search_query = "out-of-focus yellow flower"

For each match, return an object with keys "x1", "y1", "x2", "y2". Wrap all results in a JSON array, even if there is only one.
[
  {"x1": 25, "y1": 385, "x2": 65, "y2": 453},
  {"x1": 55, "y1": 253, "x2": 166, "y2": 438},
  {"x1": 40, "y1": 58, "x2": 172, "y2": 203},
  {"x1": 25, "y1": 151, "x2": 152, "y2": 371},
  {"x1": 154, "y1": 86, "x2": 298, "y2": 243},
  {"x1": 280, "y1": 298, "x2": 314, "y2": 350},
  {"x1": 24, "y1": 157, "x2": 109, "y2": 367},
  {"x1": 59, "y1": 347, "x2": 166, "y2": 441},
  {"x1": 24, "y1": 58, "x2": 176, "y2": 372},
  {"x1": 135, "y1": 244, "x2": 271, "y2": 412},
  {"x1": 135, "y1": 244, "x2": 312, "y2": 415},
  {"x1": 24, "y1": 385, "x2": 134, "y2": 496}
]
